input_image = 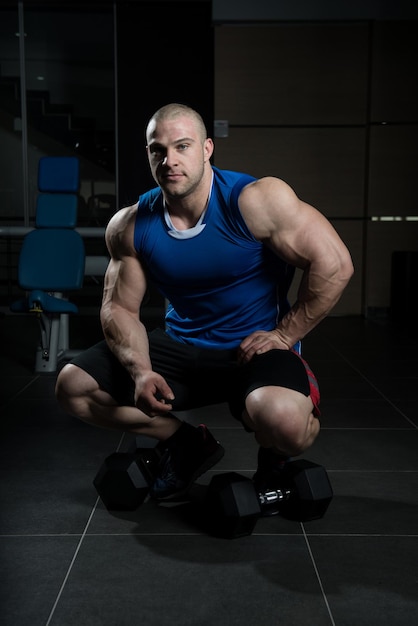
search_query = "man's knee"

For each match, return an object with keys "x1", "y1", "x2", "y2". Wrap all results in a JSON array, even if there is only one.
[
  {"x1": 56, "y1": 363, "x2": 78, "y2": 395},
  {"x1": 263, "y1": 413, "x2": 318, "y2": 455},
  {"x1": 243, "y1": 386, "x2": 319, "y2": 454},
  {"x1": 55, "y1": 363, "x2": 94, "y2": 413}
]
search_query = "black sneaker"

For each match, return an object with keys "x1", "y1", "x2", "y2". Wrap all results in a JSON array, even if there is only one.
[
  {"x1": 150, "y1": 423, "x2": 225, "y2": 501},
  {"x1": 253, "y1": 447, "x2": 290, "y2": 516}
]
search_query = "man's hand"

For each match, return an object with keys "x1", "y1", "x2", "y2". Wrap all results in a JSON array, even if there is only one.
[
  {"x1": 134, "y1": 370, "x2": 175, "y2": 417},
  {"x1": 238, "y1": 329, "x2": 291, "y2": 364}
]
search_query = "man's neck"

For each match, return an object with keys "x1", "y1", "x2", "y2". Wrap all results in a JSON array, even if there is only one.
[{"x1": 165, "y1": 169, "x2": 213, "y2": 230}]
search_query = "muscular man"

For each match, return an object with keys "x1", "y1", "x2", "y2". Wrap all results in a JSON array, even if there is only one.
[{"x1": 56, "y1": 103, "x2": 354, "y2": 500}]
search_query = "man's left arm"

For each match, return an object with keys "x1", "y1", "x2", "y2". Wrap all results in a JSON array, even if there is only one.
[{"x1": 238, "y1": 177, "x2": 354, "y2": 360}]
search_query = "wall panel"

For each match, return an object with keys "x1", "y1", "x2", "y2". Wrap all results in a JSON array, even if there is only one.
[
  {"x1": 215, "y1": 23, "x2": 369, "y2": 125},
  {"x1": 365, "y1": 222, "x2": 418, "y2": 309},
  {"x1": 368, "y1": 125, "x2": 418, "y2": 217},
  {"x1": 213, "y1": 127, "x2": 365, "y2": 218},
  {"x1": 371, "y1": 21, "x2": 418, "y2": 122}
]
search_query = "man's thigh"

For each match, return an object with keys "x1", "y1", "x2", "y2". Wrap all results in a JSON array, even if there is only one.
[
  {"x1": 149, "y1": 328, "x2": 238, "y2": 411},
  {"x1": 228, "y1": 349, "x2": 320, "y2": 423}
]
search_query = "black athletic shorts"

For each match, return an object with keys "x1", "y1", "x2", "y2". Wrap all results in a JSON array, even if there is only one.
[{"x1": 70, "y1": 328, "x2": 320, "y2": 422}]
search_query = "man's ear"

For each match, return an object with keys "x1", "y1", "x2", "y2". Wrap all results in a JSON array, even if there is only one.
[{"x1": 204, "y1": 137, "x2": 214, "y2": 162}]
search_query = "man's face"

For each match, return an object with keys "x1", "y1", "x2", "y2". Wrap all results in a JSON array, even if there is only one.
[{"x1": 146, "y1": 115, "x2": 212, "y2": 199}]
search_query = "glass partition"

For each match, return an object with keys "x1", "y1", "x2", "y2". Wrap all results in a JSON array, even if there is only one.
[
  {"x1": 24, "y1": 4, "x2": 116, "y2": 226},
  {"x1": 0, "y1": 2, "x2": 116, "y2": 307},
  {"x1": 0, "y1": 7, "x2": 25, "y2": 225},
  {"x1": 0, "y1": 2, "x2": 116, "y2": 227}
]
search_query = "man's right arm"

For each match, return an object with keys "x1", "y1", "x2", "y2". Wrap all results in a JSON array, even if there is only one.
[{"x1": 100, "y1": 205, "x2": 174, "y2": 415}]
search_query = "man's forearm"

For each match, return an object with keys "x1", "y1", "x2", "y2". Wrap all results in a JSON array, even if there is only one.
[
  {"x1": 100, "y1": 304, "x2": 152, "y2": 379},
  {"x1": 276, "y1": 261, "x2": 353, "y2": 347}
]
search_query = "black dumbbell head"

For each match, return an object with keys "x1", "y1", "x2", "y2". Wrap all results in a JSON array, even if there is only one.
[
  {"x1": 278, "y1": 459, "x2": 333, "y2": 521},
  {"x1": 205, "y1": 472, "x2": 261, "y2": 539},
  {"x1": 93, "y1": 452, "x2": 150, "y2": 511}
]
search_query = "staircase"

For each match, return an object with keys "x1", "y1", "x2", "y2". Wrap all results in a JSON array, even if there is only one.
[{"x1": 0, "y1": 72, "x2": 115, "y2": 173}]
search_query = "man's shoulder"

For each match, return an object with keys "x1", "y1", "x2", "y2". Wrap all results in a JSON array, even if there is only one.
[
  {"x1": 104, "y1": 203, "x2": 138, "y2": 252},
  {"x1": 108, "y1": 203, "x2": 137, "y2": 228}
]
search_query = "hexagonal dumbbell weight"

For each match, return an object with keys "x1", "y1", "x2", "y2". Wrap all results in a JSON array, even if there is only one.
[
  {"x1": 204, "y1": 459, "x2": 333, "y2": 539},
  {"x1": 93, "y1": 435, "x2": 161, "y2": 511}
]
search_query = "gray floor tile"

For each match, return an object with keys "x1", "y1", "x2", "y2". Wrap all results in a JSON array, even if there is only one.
[
  {"x1": 310, "y1": 429, "x2": 418, "y2": 471},
  {"x1": 310, "y1": 471, "x2": 418, "y2": 535},
  {"x1": 309, "y1": 536, "x2": 418, "y2": 626},
  {"x1": 319, "y1": 398, "x2": 415, "y2": 428},
  {"x1": 0, "y1": 469, "x2": 97, "y2": 535},
  {"x1": 1, "y1": 536, "x2": 82, "y2": 626},
  {"x1": 47, "y1": 534, "x2": 334, "y2": 626}
]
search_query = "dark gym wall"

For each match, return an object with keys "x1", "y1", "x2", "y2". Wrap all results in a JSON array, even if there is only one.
[
  {"x1": 212, "y1": 0, "x2": 418, "y2": 21},
  {"x1": 116, "y1": 1, "x2": 214, "y2": 207},
  {"x1": 212, "y1": 18, "x2": 418, "y2": 317}
]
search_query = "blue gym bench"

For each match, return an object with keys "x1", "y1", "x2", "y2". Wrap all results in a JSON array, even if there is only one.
[{"x1": 10, "y1": 156, "x2": 86, "y2": 373}]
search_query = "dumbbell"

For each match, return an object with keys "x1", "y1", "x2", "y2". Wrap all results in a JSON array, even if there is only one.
[
  {"x1": 93, "y1": 435, "x2": 161, "y2": 511},
  {"x1": 203, "y1": 459, "x2": 333, "y2": 539}
]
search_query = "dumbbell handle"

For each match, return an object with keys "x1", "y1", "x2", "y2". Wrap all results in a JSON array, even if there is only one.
[{"x1": 258, "y1": 487, "x2": 291, "y2": 507}]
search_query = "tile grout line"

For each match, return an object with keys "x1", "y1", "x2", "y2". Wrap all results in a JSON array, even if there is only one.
[
  {"x1": 0, "y1": 375, "x2": 40, "y2": 410},
  {"x1": 44, "y1": 497, "x2": 101, "y2": 626},
  {"x1": 302, "y1": 524, "x2": 336, "y2": 626},
  {"x1": 321, "y1": 339, "x2": 417, "y2": 429},
  {"x1": 45, "y1": 432, "x2": 127, "y2": 625},
  {"x1": 3, "y1": 531, "x2": 416, "y2": 538}
]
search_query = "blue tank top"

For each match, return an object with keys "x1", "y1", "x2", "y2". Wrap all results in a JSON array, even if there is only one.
[{"x1": 134, "y1": 167, "x2": 294, "y2": 349}]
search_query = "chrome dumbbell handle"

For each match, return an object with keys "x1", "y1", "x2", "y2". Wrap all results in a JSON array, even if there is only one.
[{"x1": 258, "y1": 487, "x2": 291, "y2": 507}]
